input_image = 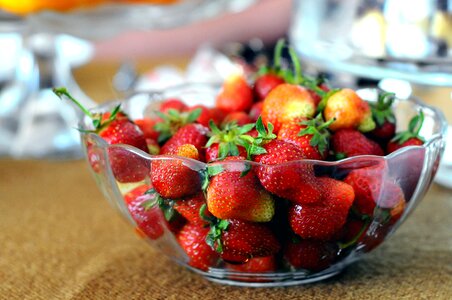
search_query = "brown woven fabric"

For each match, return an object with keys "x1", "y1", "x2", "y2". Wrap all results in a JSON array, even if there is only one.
[{"x1": 1, "y1": 159, "x2": 452, "y2": 300}]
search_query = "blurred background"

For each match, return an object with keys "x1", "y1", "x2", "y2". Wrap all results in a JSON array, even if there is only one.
[{"x1": 0, "y1": 0, "x2": 450, "y2": 187}]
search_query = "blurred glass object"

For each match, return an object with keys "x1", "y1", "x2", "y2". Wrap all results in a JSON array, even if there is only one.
[
  {"x1": 0, "y1": 0, "x2": 256, "y2": 159},
  {"x1": 289, "y1": 0, "x2": 452, "y2": 188}
]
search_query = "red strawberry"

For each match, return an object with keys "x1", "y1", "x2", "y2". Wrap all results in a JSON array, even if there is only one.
[
  {"x1": 332, "y1": 129, "x2": 384, "y2": 158},
  {"x1": 160, "y1": 123, "x2": 208, "y2": 159},
  {"x1": 177, "y1": 223, "x2": 219, "y2": 271},
  {"x1": 222, "y1": 112, "x2": 252, "y2": 127},
  {"x1": 216, "y1": 74, "x2": 253, "y2": 113},
  {"x1": 207, "y1": 219, "x2": 281, "y2": 263},
  {"x1": 254, "y1": 74, "x2": 285, "y2": 101},
  {"x1": 277, "y1": 114, "x2": 334, "y2": 160},
  {"x1": 308, "y1": 82, "x2": 330, "y2": 107},
  {"x1": 53, "y1": 88, "x2": 149, "y2": 183},
  {"x1": 124, "y1": 185, "x2": 165, "y2": 240},
  {"x1": 344, "y1": 163, "x2": 406, "y2": 217},
  {"x1": 186, "y1": 104, "x2": 214, "y2": 127},
  {"x1": 160, "y1": 98, "x2": 187, "y2": 113},
  {"x1": 249, "y1": 101, "x2": 264, "y2": 122},
  {"x1": 151, "y1": 144, "x2": 202, "y2": 199},
  {"x1": 369, "y1": 92, "x2": 396, "y2": 141},
  {"x1": 261, "y1": 83, "x2": 316, "y2": 133},
  {"x1": 387, "y1": 111, "x2": 425, "y2": 154},
  {"x1": 205, "y1": 121, "x2": 254, "y2": 162},
  {"x1": 227, "y1": 256, "x2": 276, "y2": 273},
  {"x1": 134, "y1": 117, "x2": 160, "y2": 141},
  {"x1": 253, "y1": 137, "x2": 321, "y2": 205},
  {"x1": 206, "y1": 157, "x2": 275, "y2": 222},
  {"x1": 154, "y1": 107, "x2": 203, "y2": 143},
  {"x1": 284, "y1": 239, "x2": 338, "y2": 271},
  {"x1": 174, "y1": 192, "x2": 210, "y2": 226},
  {"x1": 323, "y1": 88, "x2": 375, "y2": 132},
  {"x1": 289, "y1": 177, "x2": 354, "y2": 240}
]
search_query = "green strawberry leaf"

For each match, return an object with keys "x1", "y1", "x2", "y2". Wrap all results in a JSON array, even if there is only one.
[
  {"x1": 240, "y1": 162, "x2": 251, "y2": 177},
  {"x1": 207, "y1": 164, "x2": 224, "y2": 177}
]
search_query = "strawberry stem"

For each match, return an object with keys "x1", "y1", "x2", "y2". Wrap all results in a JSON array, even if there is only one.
[
  {"x1": 53, "y1": 87, "x2": 93, "y2": 119},
  {"x1": 273, "y1": 38, "x2": 285, "y2": 71},
  {"x1": 337, "y1": 217, "x2": 371, "y2": 249}
]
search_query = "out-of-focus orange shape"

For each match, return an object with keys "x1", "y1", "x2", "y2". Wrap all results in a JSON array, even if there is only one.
[{"x1": 0, "y1": 0, "x2": 178, "y2": 15}]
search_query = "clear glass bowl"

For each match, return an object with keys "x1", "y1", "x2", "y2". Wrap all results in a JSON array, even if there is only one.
[{"x1": 79, "y1": 84, "x2": 447, "y2": 287}]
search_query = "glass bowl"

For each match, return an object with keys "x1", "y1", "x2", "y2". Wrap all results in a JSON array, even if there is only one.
[{"x1": 79, "y1": 84, "x2": 447, "y2": 287}]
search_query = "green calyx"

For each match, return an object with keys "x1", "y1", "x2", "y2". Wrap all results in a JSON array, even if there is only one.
[
  {"x1": 201, "y1": 204, "x2": 229, "y2": 253},
  {"x1": 142, "y1": 188, "x2": 176, "y2": 221},
  {"x1": 243, "y1": 116, "x2": 277, "y2": 159},
  {"x1": 299, "y1": 113, "x2": 335, "y2": 155},
  {"x1": 205, "y1": 120, "x2": 255, "y2": 160},
  {"x1": 53, "y1": 87, "x2": 122, "y2": 132},
  {"x1": 391, "y1": 110, "x2": 425, "y2": 145},
  {"x1": 371, "y1": 91, "x2": 396, "y2": 127},
  {"x1": 154, "y1": 107, "x2": 202, "y2": 143}
]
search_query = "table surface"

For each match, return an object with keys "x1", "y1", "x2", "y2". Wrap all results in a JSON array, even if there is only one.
[{"x1": 1, "y1": 60, "x2": 452, "y2": 300}]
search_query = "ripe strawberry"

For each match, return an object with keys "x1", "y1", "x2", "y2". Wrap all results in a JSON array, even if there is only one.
[
  {"x1": 261, "y1": 83, "x2": 316, "y2": 133},
  {"x1": 249, "y1": 101, "x2": 264, "y2": 122},
  {"x1": 227, "y1": 256, "x2": 276, "y2": 273},
  {"x1": 124, "y1": 185, "x2": 165, "y2": 240},
  {"x1": 253, "y1": 138, "x2": 322, "y2": 204},
  {"x1": 369, "y1": 92, "x2": 396, "y2": 141},
  {"x1": 160, "y1": 123, "x2": 208, "y2": 159},
  {"x1": 331, "y1": 129, "x2": 384, "y2": 158},
  {"x1": 284, "y1": 239, "x2": 338, "y2": 271},
  {"x1": 277, "y1": 114, "x2": 334, "y2": 160},
  {"x1": 134, "y1": 117, "x2": 160, "y2": 141},
  {"x1": 323, "y1": 88, "x2": 376, "y2": 132},
  {"x1": 289, "y1": 177, "x2": 354, "y2": 240},
  {"x1": 207, "y1": 219, "x2": 281, "y2": 263},
  {"x1": 216, "y1": 74, "x2": 253, "y2": 113},
  {"x1": 253, "y1": 39, "x2": 286, "y2": 101},
  {"x1": 177, "y1": 223, "x2": 219, "y2": 271},
  {"x1": 387, "y1": 110, "x2": 425, "y2": 154},
  {"x1": 308, "y1": 82, "x2": 330, "y2": 107},
  {"x1": 222, "y1": 112, "x2": 252, "y2": 127},
  {"x1": 185, "y1": 104, "x2": 216, "y2": 127},
  {"x1": 151, "y1": 144, "x2": 202, "y2": 199},
  {"x1": 344, "y1": 164, "x2": 406, "y2": 217},
  {"x1": 174, "y1": 192, "x2": 210, "y2": 226},
  {"x1": 206, "y1": 157, "x2": 275, "y2": 222},
  {"x1": 160, "y1": 98, "x2": 187, "y2": 113},
  {"x1": 53, "y1": 87, "x2": 149, "y2": 183},
  {"x1": 254, "y1": 74, "x2": 285, "y2": 101},
  {"x1": 205, "y1": 121, "x2": 254, "y2": 162},
  {"x1": 154, "y1": 107, "x2": 203, "y2": 143}
]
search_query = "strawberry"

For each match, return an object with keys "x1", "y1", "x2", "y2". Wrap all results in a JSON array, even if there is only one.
[
  {"x1": 369, "y1": 92, "x2": 396, "y2": 141},
  {"x1": 284, "y1": 239, "x2": 338, "y2": 271},
  {"x1": 277, "y1": 114, "x2": 334, "y2": 160},
  {"x1": 160, "y1": 123, "x2": 208, "y2": 159},
  {"x1": 53, "y1": 87, "x2": 149, "y2": 183},
  {"x1": 174, "y1": 192, "x2": 210, "y2": 226},
  {"x1": 216, "y1": 74, "x2": 253, "y2": 113},
  {"x1": 206, "y1": 157, "x2": 275, "y2": 222},
  {"x1": 249, "y1": 101, "x2": 264, "y2": 122},
  {"x1": 322, "y1": 88, "x2": 376, "y2": 132},
  {"x1": 253, "y1": 39, "x2": 286, "y2": 101},
  {"x1": 134, "y1": 117, "x2": 160, "y2": 141},
  {"x1": 222, "y1": 112, "x2": 252, "y2": 127},
  {"x1": 186, "y1": 104, "x2": 216, "y2": 127},
  {"x1": 387, "y1": 110, "x2": 425, "y2": 154},
  {"x1": 227, "y1": 256, "x2": 276, "y2": 273},
  {"x1": 331, "y1": 129, "x2": 384, "y2": 159},
  {"x1": 159, "y1": 98, "x2": 187, "y2": 113},
  {"x1": 207, "y1": 218, "x2": 281, "y2": 263},
  {"x1": 308, "y1": 81, "x2": 330, "y2": 107},
  {"x1": 177, "y1": 223, "x2": 219, "y2": 271},
  {"x1": 205, "y1": 121, "x2": 254, "y2": 162},
  {"x1": 252, "y1": 120, "x2": 321, "y2": 204},
  {"x1": 261, "y1": 83, "x2": 316, "y2": 133},
  {"x1": 344, "y1": 164, "x2": 406, "y2": 218},
  {"x1": 151, "y1": 144, "x2": 202, "y2": 199},
  {"x1": 124, "y1": 185, "x2": 165, "y2": 240},
  {"x1": 154, "y1": 107, "x2": 202, "y2": 143},
  {"x1": 289, "y1": 177, "x2": 354, "y2": 240}
]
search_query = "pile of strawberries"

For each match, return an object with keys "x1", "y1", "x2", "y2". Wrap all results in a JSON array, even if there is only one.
[{"x1": 54, "y1": 40, "x2": 426, "y2": 278}]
